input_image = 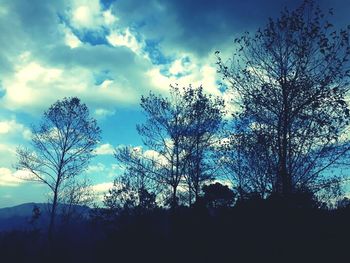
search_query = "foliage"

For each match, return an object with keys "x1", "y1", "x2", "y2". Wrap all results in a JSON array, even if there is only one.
[
  {"x1": 217, "y1": 0, "x2": 350, "y2": 197},
  {"x1": 104, "y1": 172, "x2": 157, "y2": 213},
  {"x1": 202, "y1": 182, "x2": 235, "y2": 208}
]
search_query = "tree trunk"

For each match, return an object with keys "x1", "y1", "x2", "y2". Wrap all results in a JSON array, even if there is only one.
[
  {"x1": 188, "y1": 183, "x2": 192, "y2": 207},
  {"x1": 279, "y1": 84, "x2": 292, "y2": 196},
  {"x1": 48, "y1": 182, "x2": 59, "y2": 243},
  {"x1": 194, "y1": 182, "x2": 199, "y2": 204},
  {"x1": 172, "y1": 186, "x2": 177, "y2": 209}
]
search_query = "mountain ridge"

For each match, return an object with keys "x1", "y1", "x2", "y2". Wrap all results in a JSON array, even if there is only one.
[{"x1": 0, "y1": 202, "x2": 91, "y2": 232}]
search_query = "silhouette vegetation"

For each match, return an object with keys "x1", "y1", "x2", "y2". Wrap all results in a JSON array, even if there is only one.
[
  {"x1": 15, "y1": 97, "x2": 101, "y2": 242},
  {"x1": 1, "y1": 1, "x2": 350, "y2": 262},
  {"x1": 216, "y1": 0, "x2": 350, "y2": 201}
]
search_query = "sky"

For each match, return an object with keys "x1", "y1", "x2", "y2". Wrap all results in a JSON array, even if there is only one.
[{"x1": 0, "y1": 0, "x2": 349, "y2": 208}]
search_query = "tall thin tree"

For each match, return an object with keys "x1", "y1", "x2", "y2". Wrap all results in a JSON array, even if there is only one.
[{"x1": 16, "y1": 97, "x2": 101, "y2": 241}]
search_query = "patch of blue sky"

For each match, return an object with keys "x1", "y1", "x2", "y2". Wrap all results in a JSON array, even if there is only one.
[
  {"x1": 0, "y1": 183, "x2": 48, "y2": 208},
  {"x1": 161, "y1": 56, "x2": 193, "y2": 79},
  {"x1": 144, "y1": 39, "x2": 173, "y2": 66},
  {"x1": 218, "y1": 81, "x2": 228, "y2": 93},
  {"x1": 58, "y1": 13, "x2": 110, "y2": 46},
  {"x1": 14, "y1": 112, "x2": 41, "y2": 130},
  {"x1": 94, "y1": 70, "x2": 113, "y2": 86},
  {"x1": 103, "y1": 107, "x2": 145, "y2": 145},
  {"x1": 159, "y1": 68, "x2": 171, "y2": 77},
  {"x1": 74, "y1": 28, "x2": 110, "y2": 46},
  {"x1": 100, "y1": 0, "x2": 117, "y2": 10}
]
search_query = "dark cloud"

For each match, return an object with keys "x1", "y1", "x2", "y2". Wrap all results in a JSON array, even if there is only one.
[
  {"x1": 4, "y1": 0, "x2": 65, "y2": 42},
  {"x1": 0, "y1": 0, "x2": 66, "y2": 76},
  {"x1": 113, "y1": 0, "x2": 349, "y2": 57}
]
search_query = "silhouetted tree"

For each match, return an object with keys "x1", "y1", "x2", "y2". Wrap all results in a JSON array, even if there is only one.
[
  {"x1": 217, "y1": 0, "x2": 350, "y2": 198},
  {"x1": 182, "y1": 86, "x2": 225, "y2": 206},
  {"x1": 217, "y1": 132, "x2": 275, "y2": 200},
  {"x1": 104, "y1": 171, "x2": 157, "y2": 213},
  {"x1": 337, "y1": 196, "x2": 350, "y2": 209},
  {"x1": 60, "y1": 178, "x2": 94, "y2": 224},
  {"x1": 116, "y1": 85, "x2": 225, "y2": 208},
  {"x1": 16, "y1": 97, "x2": 101, "y2": 241},
  {"x1": 202, "y1": 182, "x2": 235, "y2": 208},
  {"x1": 104, "y1": 176, "x2": 138, "y2": 212},
  {"x1": 28, "y1": 205, "x2": 41, "y2": 229},
  {"x1": 136, "y1": 86, "x2": 193, "y2": 208}
]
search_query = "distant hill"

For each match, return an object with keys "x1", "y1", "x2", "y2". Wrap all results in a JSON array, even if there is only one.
[
  {"x1": 0, "y1": 203, "x2": 90, "y2": 232},
  {"x1": 0, "y1": 203, "x2": 48, "y2": 219}
]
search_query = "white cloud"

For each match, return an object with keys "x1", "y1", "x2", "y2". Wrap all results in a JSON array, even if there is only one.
[
  {"x1": 95, "y1": 143, "x2": 114, "y2": 155},
  {"x1": 169, "y1": 56, "x2": 194, "y2": 76},
  {"x1": 0, "y1": 143, "x2": 15, "y2": 154},
  {"x1": 143, "y1": 149, "x2": 168, "y2": 166},
  {"x1": 0, "y1": 119, "x2": 31, "y2": 140},
  {"x1": 91, "y1": 182, "x2": 113, "y2": 194},
  {"x1": 107, "y1": 28, "x2": 143, "y2": 54},
  {"x1": 103, "y1": 9, "x2": 118, "y2": 25},
  {"x1": 73, "y1": 6, "x2": 92, "y2": 27},
  {"x1": 147, "y1": 56, "x2": 221, "y2": 96},
  {"x1": 146, "y1": 68, "x2": 172, "y2": 92},
  {"x1": 0, "y1": 167, "x2": 24, "y2": 187},
  {"x1": 90, "y1": 181, "x2": 114, "y2": 202},
  {"x1": 87, "y1": 163, "x2": 106, "y2": 173},
  {"x1": 0, "y1": 143, "x2": 17, "y2": 168},
  {"x1": 68, "y1": 0, "x2": 118, "y2": 30},
  {"x1": 86, "y1": 162, "x2": 121, "y2": 178},
  {"x1": 62, "y1": 26, "x2": 82, "y2": 48},
  {"x1": 169, "y1": 59, "x2": 185, "y2": 75},
  {"x1": 70, "y1": 0, "x2": 103, "y2": 29},
  {"x1": 94, "y1": 108, "x2": 116, "y2": 118},
  {"x1": 2, "y1": 60, "x2": 66, "y2": 110},
  {"x1": 0, "y1": 121, "x2": 11, "y2": 134},
  {"x1": 1, "y1": 57, "x2": 141, "y2": 112}
]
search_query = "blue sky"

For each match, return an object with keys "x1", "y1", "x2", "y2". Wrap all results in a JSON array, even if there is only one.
[{"x1": 0, "y1": 0, "x2": 349, "y2": 208}]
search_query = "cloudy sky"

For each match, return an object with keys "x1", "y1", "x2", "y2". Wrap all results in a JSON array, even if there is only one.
[{"x1": 0, "y1": 0, "x2": 348, "y2": 208}]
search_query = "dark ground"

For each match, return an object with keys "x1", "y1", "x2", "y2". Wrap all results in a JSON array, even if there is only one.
[{"x1": 0, "y1": 200, "x2": 349, "y2": 263}]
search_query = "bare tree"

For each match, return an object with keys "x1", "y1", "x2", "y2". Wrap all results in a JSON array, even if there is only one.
[
  {"x1": 104, "y1": 170, "x2": 157, "y2": 213},
  {"x1": 181, "y1": 86, "x2": 225, "y2": 205},
  {"x1": 218, "y1": 132, "x2": 275, "y2": 200},
  {"x1": 60, "y1": 177, "x2": 95, "y2": 224},
  {"x1": 217, "y1": 0, "x2": 350, "y2": 197},
  {"x1": 16, "y1": 97, "x2": 101, "y2": 241},
  {"x1": 116, "y1": 85, "x2": 225, "y2": 208},
  {"x1": 120, "y1": 86, "x2": 190, "y2": 208}
]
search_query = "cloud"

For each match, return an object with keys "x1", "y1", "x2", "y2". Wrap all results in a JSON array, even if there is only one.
[
  {"x1": 0, "y1": 0, "x2": 153, "y2": 114},
  {"x1": 0, "y1": 167, "x2": 25, "y2": 187},
  {"x1": 91, "y1": 182, "x2": 113, "y2": 193},
  {"x1": 107, "y1": 28, "x2": 144, "y2": 54},
  {"x1": 0, "y1": 118, "x2": 31, "y2": 168},
  {"x1": 95, "y1": 143, "x2": 115, "y2": 155},
  {"x1": 1, "y1": 51, "x2": 150, "y2": 112},
  {"x1": 147, "y1": 56, "x2": 221, "y2": 96},
  {"x1": 87, "y1": 163, "x2": 106, "y2": 174},
  {"x1": 0, "y1": 0, "x2": 235, "y2": 117},
  {"x1": 87, "y1": 162, "x2": 121, "y2": 178},
  {"x1": 94, "y1": 108, "x2": 116, "y2": 118},
  {"x1": 61, "y1": 26, "x2": 82, "y2": 48},
  {"x1": 91, "y1": 181, "x2": 114, "y2": 202},
  {"x1": 68, "y1": 0, "x2": 115, "y2": 29},
  {"x1": 110, "y1": 0, "x2": 349, "y2": 59},
  {"x1": 0, "y1": 143, "x2": 17, "y2": 169}
]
